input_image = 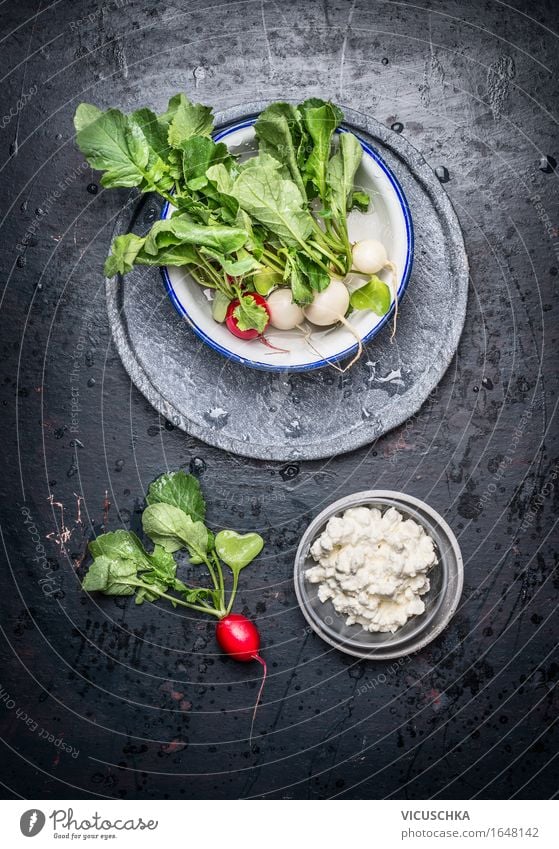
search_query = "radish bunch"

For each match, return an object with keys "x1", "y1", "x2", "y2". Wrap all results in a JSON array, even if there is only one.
[{"x1": 82, "y1": 471, "x2": 267, "y2": 739}]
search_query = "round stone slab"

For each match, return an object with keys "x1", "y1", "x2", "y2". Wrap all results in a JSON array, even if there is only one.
[{"x1": 106, "y1": 102, "x2": 468, "y2": 462}]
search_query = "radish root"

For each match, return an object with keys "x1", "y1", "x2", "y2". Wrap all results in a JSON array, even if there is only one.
[
  {"x1": 385, "y1": 260, "x2": 398, "y2": 340},
  {"x1": 295, "y1": 318, "x2": 363, "y2": 373},
  {"x1": 249, "y1": 654, "x2": 267, "y2": 747}
]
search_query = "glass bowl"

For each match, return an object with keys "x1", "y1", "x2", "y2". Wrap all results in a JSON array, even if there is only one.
[{"x1": 294, "y1": 490, "x2": 463, "y2": 660}]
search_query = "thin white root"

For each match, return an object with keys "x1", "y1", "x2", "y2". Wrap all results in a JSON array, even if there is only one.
[
  {"x1": 295, "y1": 315, "x2": 363, "y2": 374},
  {"x1": 385, "y1": 261, "x2": 398, "y2": 340},
  {"x1": 296, "y1": 323, "x2": 344, "y2": 373},
  {"x1": 337, "y1": 315, "x2": 363, "y2": 371}
]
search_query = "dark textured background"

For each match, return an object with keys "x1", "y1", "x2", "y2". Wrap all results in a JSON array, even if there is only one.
[{"x1": 0, "y1": 0, "x2": 557, "y2": 800}]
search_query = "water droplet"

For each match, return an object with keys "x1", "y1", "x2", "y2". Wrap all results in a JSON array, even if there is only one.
[
  {"x1": 280, "y1": 463, "x2": 299, "y2": 481},
  {"x1": 381, "y1": 57, "x2": 389, "y2": 65},
  {"x1": 87, "y1": 377, "x2": 95, "y2": 387},
  {"x1": 114, "y1": 459, "x2": 124, "y2": 471},
  {"x1": 204, "y1": 407, "x2": 229, "y2": 428},
  {"x1": 539, "y1": 155, "x2": 556, "y2": 174},
  {"x1": 473, "y1": 385, "x2": 479, "y2": 393},
  {"x1": 87, "y1": 183, "x2": 98, "y2": 195},
  {"x1": 164, "y1": 420, "x2": 174, "y2": 431},
  {"x1": 16, "y1": 255, "x2": 26, "y2": 268},
  {"x1": 481, "y1": 377, "x2": 493, "y2": 390},
  {"x1": 20, "y1": 200, "x2": 28, "y2": 212},
  {"x1": 189, "y1": 457, "x2": 207, "y2": 476},
  {"x1": 35, "y1": 282, "x2": 43, "y2": 291},
  {"x1": 55, "y1": 133, "x2": 62, "y2": 141},
  {"x1": 285, "y1": 419, "x2": 301, "y2": 437},
  {"x1": 198, "y1": 663, "x2": 207, "y2": 674},
  {"x1": 435, "y1": 165, "x2": 450, "y2": 183},
  {"x1": 144, "y1": 206, "x2": 157, "y2": 224},
  {"x1": 391, "y1": 121, "x2": 404, "y2": 133},
  {"x1": 35, "y1": 207, "x2": 46, "y2": 216}
]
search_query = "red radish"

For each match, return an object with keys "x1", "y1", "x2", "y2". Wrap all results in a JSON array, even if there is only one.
[
  {"x1": 216, "y1": 613, "x2": 261, "y2": 660},
  {"x1": 216, "y1": 613, "x2": 267, "y2": 744},
  {"x1": 225, "y1": 294, "x2": 270, "y2": 340}
]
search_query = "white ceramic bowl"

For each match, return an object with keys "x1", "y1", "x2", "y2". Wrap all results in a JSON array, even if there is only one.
[{"x1": 162, "y1": 119, "x2": 414, "y2": 372}]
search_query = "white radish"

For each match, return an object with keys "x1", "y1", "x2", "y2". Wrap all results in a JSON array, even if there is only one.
[
  {"x1": 266, "y1": 288, "x2": 304, "y2": 330},
  {"x1": 352, "y1": 239, "x2": 388, "y2": 274},
  {"x1": 352, "y1": 239, "x2": 398, "y2": 339},
  {"x1": 303, "y1": 278, "x2": 349, "y2": 326},
  {"x1": 302, "y1": 278, "x2": 362, "y2": 370}
]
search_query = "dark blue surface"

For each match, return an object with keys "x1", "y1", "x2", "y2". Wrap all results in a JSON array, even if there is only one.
[{"x1": 0, "y1": 0, "x2": 557, "y2": 801}]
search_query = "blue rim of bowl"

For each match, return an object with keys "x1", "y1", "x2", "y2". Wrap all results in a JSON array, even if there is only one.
[{"x1": 160, "y1": 117, "x2": 415, "y2": 372}]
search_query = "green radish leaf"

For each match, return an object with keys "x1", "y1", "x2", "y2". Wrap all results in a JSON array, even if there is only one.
[
  {"x1": 297, "y1": 253, "x2": 330, "y2": 292},
  {"x1": 104, "y1": 234, "x2": 146, "y2": 278},
  {"x1": 142, "y1": 503, "x2": 208, "y2": 557},
  {"x1": 146, "y1": 470, "x2": 206, "y2": 522},
  {"x1": 74, "y1": 103, "x2": 103, "y2": 133},
  {"x1": 254, "y1": 101, "x2": 307, "y2": 197},
  {"x1": 350, "y1": 274, "x2": 391, "y2": 315},
  {"x1": 298, "y1": 99, "x2": 343, "y2": 201},
  {"x1": 200, "y1": 247, "x2": 261, "y2": 277},
  {"x1": 289, "y1": 260, "x2": 314, "y2": 305},
  {"x1": 350, "y1": 190, "x2": 370, "y2": 212},
  {"x1": 142, "y1": 216, "x2": 248, "y2": 257},
  {"x1": 215, "y1": 530, "x2": 264, "y2": 576},
  {"x1": 180, "y1": 136, "x2": 232, "y2": 190},
  {"x1": 74, "y1": 106, "x2": 148, "y2": 189},
  {"x1": 88, "y1": 530, "x2": 151, "y2": 568},
  {"x1": 327, "y1": 132, "x2": 363, "y2": 217},
  {"x1": 233, "y1": 294, "x2": 269, "y2": 333},
  {"x1": 135, "y1": 243, "x2": 199, "y2": 268},
  {"x1": 253, "y1": 269, "x2": 283, "y2": 295},
  {"x1": 166, "y1": 94, "x2": 214, "y2": 148},
  {"x1": 231, "y1": 159, "x2": 314, "y2": 247},
  {"x1": 82, "y1": 556, "x2": 138, "y2": 596}
]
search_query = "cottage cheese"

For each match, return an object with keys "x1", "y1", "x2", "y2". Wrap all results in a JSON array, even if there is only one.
[{"x1": 305, "y1": 506, "x2": 437, "y2": 633}]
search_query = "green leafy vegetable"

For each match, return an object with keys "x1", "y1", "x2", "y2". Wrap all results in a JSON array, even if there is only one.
[
  {"x1": 327, "y1": 132, "x2": 363, "y2": 218},
  {"x1": 82, "y1": 556, "x2": 138, "y2": 596},
  {"x1": 233, "y1": 294, "x2": 269, "y2": 333},
  {"x1": 298, "y1": 99, "x2": 343, "y2": 201},
  {"x1": 350, "y1": 274, "x2": 391, "y2": 315},
  {"x1": 254, "y1": 102, "x2": 307, "y2": 197},
  {"x1": 231, "y1": 159, "x2": 314, "y2": 247},
  {"x1": 142, "y1": 503, "x2": 209, "y2": 557},
  {"x1": 104, "y1": 234, "x2": 147, "y2": 277},
  {"x1": 81, "y1": 471, "x2": 266, "y2": 621},
  {"x1": 146, "y1": 469, "x2": 206, "y2": 522},
  {"x1": 75, "y1": 94, "x2": 386, "y2": 330},
  {"x1": 166, "y1": 94, "x2": 214, "y2": 147},
  {"x1": 350, "y1": 190, "x2": 370, "y2": 212},
  {"x1": 215, "y1": 530, "x2": 264, "y2": 615},
  {"x1": 215, "y1": 530, "x2": 264, "y2": 572},
  {"x1": 142, "y1": 216, "x2": 248, "y2": 257}
]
